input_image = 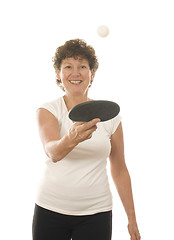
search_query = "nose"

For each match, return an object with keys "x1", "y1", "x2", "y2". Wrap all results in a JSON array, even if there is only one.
[{"x1": 71, "y1": 67, "x2": 81, "y2": 77}]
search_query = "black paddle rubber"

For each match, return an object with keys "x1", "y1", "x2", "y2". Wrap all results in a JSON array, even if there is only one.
[{"x1": 69, "y1": 100, "x2": 120, "y2": 122}]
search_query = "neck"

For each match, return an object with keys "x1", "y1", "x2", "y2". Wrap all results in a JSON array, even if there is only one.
[{"x1": 63, "y1": 93, "x2": 91, "y2": 111}]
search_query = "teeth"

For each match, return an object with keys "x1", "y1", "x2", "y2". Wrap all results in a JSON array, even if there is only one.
[{"x1": 70, "y1": 80, "x2": 82, "y2": 84}]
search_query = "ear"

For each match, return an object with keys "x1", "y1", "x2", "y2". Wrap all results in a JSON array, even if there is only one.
[
  {"x1": 91, "y1": 70, "x2": 95, "y2": 81},
  {"x1": 56, "y1": 69, "x2": 61, "y2": 80}
]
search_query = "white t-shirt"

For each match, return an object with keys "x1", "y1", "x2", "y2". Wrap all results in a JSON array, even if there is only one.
[{"x1": 36, "y1": 96, "x2": 121, "y2": 215}]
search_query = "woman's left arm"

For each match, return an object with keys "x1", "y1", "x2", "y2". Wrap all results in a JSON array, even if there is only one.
[{"x1": 109, "y1": 122, "x2": 141, "y2": 240}]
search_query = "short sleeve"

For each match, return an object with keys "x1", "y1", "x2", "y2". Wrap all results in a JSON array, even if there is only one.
[
  {"x1": 38, "y1": 101, "x2": 58, "y2": 119},
  {"x1": 103, "y1": 114, "x2": 122, "y2": 137},
  {"x1": 110, "y1": 114, "x2": 122, "y2": 135}
]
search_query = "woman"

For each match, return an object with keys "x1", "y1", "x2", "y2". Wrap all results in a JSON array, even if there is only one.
[{"x1": 32, "y1": 39, "x2": 141, "y2": 240}]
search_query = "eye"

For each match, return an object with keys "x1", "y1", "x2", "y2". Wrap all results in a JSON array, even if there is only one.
[
  {"x1": 80, "y1": 65, "x2": 87, "y2": 69},
  {"x1": 65, "y1": 65, "x2": 71, "y2": 69}
]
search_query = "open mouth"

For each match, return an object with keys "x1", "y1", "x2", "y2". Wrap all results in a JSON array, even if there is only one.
[{"x1": 69, "y1": 80, "x2": 82, "y2": 85}]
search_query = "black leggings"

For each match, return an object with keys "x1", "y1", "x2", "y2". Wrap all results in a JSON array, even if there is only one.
[{"x1": 32, "y1": 205, "x2": 112, "y2": 240}]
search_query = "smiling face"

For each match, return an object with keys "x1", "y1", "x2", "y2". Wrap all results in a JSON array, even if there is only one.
[{"x1": 56, "y1": 57, "x2": 95, "y2": 97}]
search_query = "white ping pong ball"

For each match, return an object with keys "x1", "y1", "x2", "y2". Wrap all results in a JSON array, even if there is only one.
[{"x1": 97, "y1": 25, "x2": 110, "y2": 38}]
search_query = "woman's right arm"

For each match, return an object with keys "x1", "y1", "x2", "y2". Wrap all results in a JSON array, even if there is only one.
[{"x1": 36, "y1": 108, "x2": 100, "y2": 162}]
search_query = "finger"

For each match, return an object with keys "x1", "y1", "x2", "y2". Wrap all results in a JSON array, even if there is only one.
[
  {"x1": 135, "y1": 232, "x2": 141, "y2": 240},
  {"x1": 86, "y1": 125, "x2": 97, "y2": 134},
  {"x1": 80, "y1": 126, "x2": 97, "y2": 140},
  {"x1": 73, "y1": 121, "x2": 86, "y2": 126},
  {"x1": 131, "y1": 234, "x2": 136, "y2": 240},
  {"x1": 86, "y1": 132, "x2": 93, "y2": 140},
  {"x1": 77, "y1": 130, "x2": 94, "y2": 142},
  {"x1": 83, "y1": 118, "x2": 101, "y2": 130},
  {"x1": 135, "y1": 226, "x2": 141, "y2": 239},
  {"x1": 132, "y1": 232, "x2": 140, "y2": 240},
  {"x1": 132, "y1": 228, "x2": 141, "y2": 240},
  {"x1": 77, "y1": 122, "x2": 97, "y2": 133},
  {"x1": 90, "y1": 118, "x2": 101, "y2": 124},
  {"x1": 73, "y1": 118, "x2": 100, "y2": 127}
]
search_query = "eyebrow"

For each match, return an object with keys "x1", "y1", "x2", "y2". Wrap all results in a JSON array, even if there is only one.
[
  {"x1": 63, "y1": 62, "x2": 72, "y2": 65},
  {"x1": 63, "y1": 61, "x2": 88, "y2": 65}
]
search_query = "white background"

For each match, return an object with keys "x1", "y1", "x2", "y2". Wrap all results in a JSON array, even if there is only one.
[{"x1": 0, "y1": 0, "x2": 174, "y2": 239}]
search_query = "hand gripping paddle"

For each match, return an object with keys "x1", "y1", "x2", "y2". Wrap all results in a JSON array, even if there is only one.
[{"x1": 68, "y1": 100, "x2": 120, "y2": 122}]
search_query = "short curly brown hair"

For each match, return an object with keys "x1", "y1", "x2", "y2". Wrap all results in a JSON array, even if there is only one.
[{"x1": 52, "y1": 39, "x2": 99, "y2": 91}]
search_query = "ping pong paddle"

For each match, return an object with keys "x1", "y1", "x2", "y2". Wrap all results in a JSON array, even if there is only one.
[{"x1": 68, "y1": 100, "x2": 120, "y2": 122}]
